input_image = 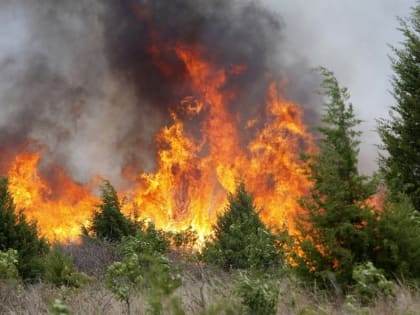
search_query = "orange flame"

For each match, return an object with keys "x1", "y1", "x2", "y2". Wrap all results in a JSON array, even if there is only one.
[
  {"x1": 3, "y1": 44, "x2": 313, "y2": 244},
  {"x1": 124, "y1": 45, "x2": 313, "y2": 241},
  {"x1": 7, "y1": 152, "x2": 97, "y2": 242}
]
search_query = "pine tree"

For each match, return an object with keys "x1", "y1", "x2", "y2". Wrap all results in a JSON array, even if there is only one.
[
  {"x1": 0, "y1": 177, "x2": 48, "y2": 279},
  {"x1": 296, "y1": 68, "x2": 377, "y2": 286},
  {"x1": 202, "y1": 182, "x2": 284, "y2": 271},
  {"x1": 378, "y1": 5, "x2": 420, "y2": 210},
  {"x1": 88, "y1": 180, "x2": 135, "y2": 242}
]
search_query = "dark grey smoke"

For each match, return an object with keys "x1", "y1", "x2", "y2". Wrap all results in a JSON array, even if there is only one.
[
  {"x1": 104, "y1": 1, "x2": 281, "y2": 108},
  {"x1": 0, "y1": 0, "x2": 318, "y2": 185}
]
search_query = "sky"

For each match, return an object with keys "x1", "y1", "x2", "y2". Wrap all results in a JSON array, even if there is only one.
[
  {"x1": 0, "y1": 0, "x2": 415, "y2": 180},
  {"x1": 263, "y1": 0, "x2": 413, "y2": 173}
]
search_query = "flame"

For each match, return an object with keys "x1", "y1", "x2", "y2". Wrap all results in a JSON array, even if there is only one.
[
  {"x1": 2, "y1": 34, "x2": 313, "y2": 244},
  {"x1": 123, "y1": 44, "x2": 313, "y2": 241},
  {"x1": 7, "y1": 152, "x2": 97, "y2": 242}
]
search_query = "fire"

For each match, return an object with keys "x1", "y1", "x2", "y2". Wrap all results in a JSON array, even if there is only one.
[
  {"x1": 1, "y1": 14, "x2": 314, "y2": 244},
  {"x1": 124, "y1": 44, "x2": 313, "y2": 241},
  {"x1": 7, "y1": 152, "x2": 97, "y2": 242}
]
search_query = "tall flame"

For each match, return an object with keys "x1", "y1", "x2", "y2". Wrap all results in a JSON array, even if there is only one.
[
  {"x1": 125, "y1": 44, "x2": 313, "y2": 241},
  {"x1": 3, "y1": 44, "x2": 313, "y2": 243}
]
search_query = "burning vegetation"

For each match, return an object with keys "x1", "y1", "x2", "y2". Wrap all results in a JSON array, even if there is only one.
[
  {"x1": 2, "y1": 2, "x2": 420, "y2": 313},
  {"x1": 1, "y1": 0, "x2": 314, "y2": 242}
]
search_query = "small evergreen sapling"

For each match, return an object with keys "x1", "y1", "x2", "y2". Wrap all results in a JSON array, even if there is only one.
[
  {"x1": 202, "y1": 182, "x2": 285, "y2": 271},
  {"x1": 87, "y1": 180, "x2": 136, "y2": 242}
]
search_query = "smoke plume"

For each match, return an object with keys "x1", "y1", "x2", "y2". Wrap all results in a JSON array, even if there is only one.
[{"x1": 0, "y1": 0, "x2": 318, "y2": 186}]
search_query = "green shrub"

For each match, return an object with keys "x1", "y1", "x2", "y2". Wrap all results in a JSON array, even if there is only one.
[
  {"x1": 170, "y1": 226, "x2": 199, "y2": 250},
  {"x1": 106, "y1": 230, "x2": 180, "y2": 315},
  {"x1": 372, "y1": 194, "x2": 420, "y2": 280},
  {"x1": 49, "y1": 299, "x2": 70, "y2": 315},
  {"x1": 235, "y1": 272, "x2": 279, "y2": 315},
  {"x1": 351, "y1": 262, "x2": 395, "y2": 304},
  {"x1": 202, "y1": 182, "x2": 285, "y2": 271},
  {"x1": 0, "y1": 249, "x2": 19, "y2": 280},
  {"x1": 0, "y1": 177, "x2": 48, "y2": 279},
  {"x1": 43, "y1": 244, "x2": 91, "y2": 287},
  {"x1": 121, "y1": 221, "x2": 170, "y2": 256},
  {"x1": 169, "y1": 226, "x2": 200, "y2": 261},
  {"x1": 106, "y1": 254, "x2": 181, "y2": 315}
]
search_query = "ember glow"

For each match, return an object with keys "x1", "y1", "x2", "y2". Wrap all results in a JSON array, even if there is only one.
[{"x1": 1, "y1": 1, "x2": 314, "y2": 243}]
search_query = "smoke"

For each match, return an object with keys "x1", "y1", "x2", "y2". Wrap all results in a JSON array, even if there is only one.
[
  {"x1": 263, "y1": 0, "x2": 412, "y2": 173},
  {"x1": 103, "y1": 1, "x2": 282, "y2": 107},
  {"x1": 0, "y1": 0, "x2": 319, "y2": 185}
]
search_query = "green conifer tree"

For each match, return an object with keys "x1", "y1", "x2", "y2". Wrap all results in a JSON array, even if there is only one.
[
  {"x1": 88, "y1": 180, "x2": 135, "y2": 242},
  {"x1": 202, "y1": 182, "x2": 284, "y2": 271},
  {"x1": 378, "y1": 4, "x2": 420, "y2": 210},
  {"x1": 296, "y1": 68, "x2": 376, "y2": 286}
]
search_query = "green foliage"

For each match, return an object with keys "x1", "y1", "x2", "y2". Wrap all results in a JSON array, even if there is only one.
[
  {"x1": 296, "y1": 69, "x2": 377, "y2": 287},
  {"x1": 170, "y1": 226, "x2": 199, "y2": 250},
  {"x1": 106, "y1": 228, "x2": 180, "y2": 315},
  {"x1": 49, "y1": 299, "x2": 70, "y2": 315},
  {"x1": 169, "y1": 227, "x2": 200, "y2": 262},
  {"x1": 378, "y1": 5, "x2": 420, "y2": 211},
  {"x1": 235, "y1": 272, "x2": 279, "y2": 315},
  {"x1": 106, "y1": 255, "x2": 143, "y2": 305},
  {"x1": 0, "y1": 249, "x2": 19, "y2": 280},
  {"x1": 43, "y1": 244, "x2": 91, "y2": 287},
  {"x1": 121, "y1": 221, "x2": 170, "y2": 256},
  {"x1": 372, "y1": 194, "x2": 420, "y2": 280},
  {"x1": 87, "y1": 180, "x2": 136, "y2": 242},
  {"x1": 0, "y1": 177, "x2": 48, "y2": 279},
  {"x1": 351, "y1": 262, "x2": 395, "y2": 304},
  {"x1": 202, "y1": 182, "x2": 285, "y2": 271},
  {"x1": 106, "y1": 254, "x2": 181, "y2": 315}
]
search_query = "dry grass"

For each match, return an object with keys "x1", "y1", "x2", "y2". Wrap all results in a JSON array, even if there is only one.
[
  {"x1": 62, "y1": 237, "x2": 121, "y2": 280},
  {"x1": 2, "y1": 242, "x2": 419, "y2": 314},
  {"x1": 1, "y1": 269, "x2": 420, "y2": 315}
]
